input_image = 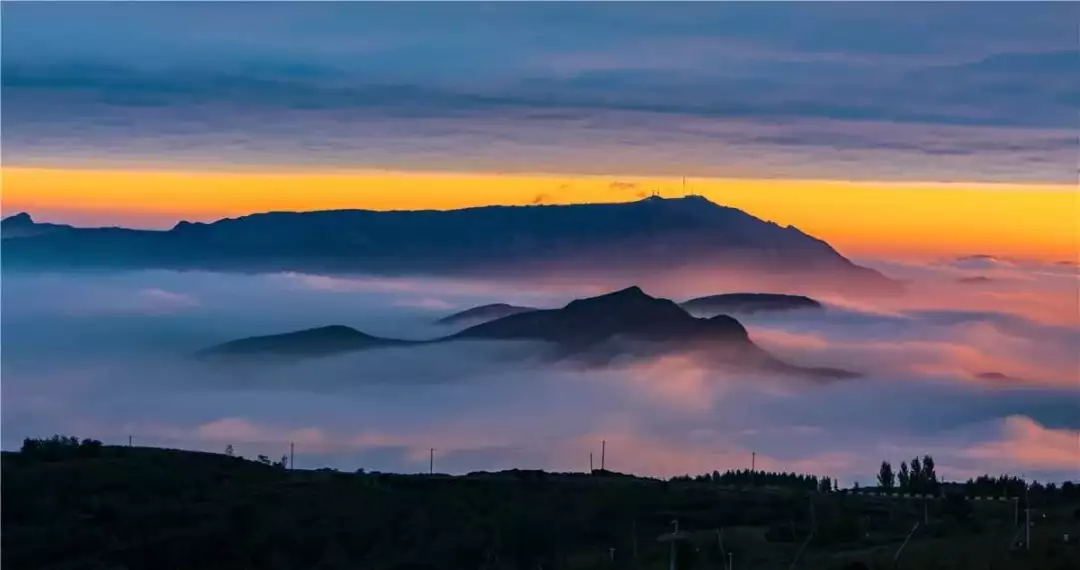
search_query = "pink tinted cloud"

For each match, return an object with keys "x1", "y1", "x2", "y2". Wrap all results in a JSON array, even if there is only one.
[
  {"x1": 393, "y1": 297, "x2": 456, "y2": 310},
  {"x1": 134, "y1": 288, "x2": 200, "y2": 313},
  {"x1": 750, "y1": 315, "x2": 1076, "y2": 387},
  {"x1": 965, "y1": 416, "x2": 1080, "y2": 472},
  {"x1": 59, "y1": 287, "x2": 200, "y2": 316},
  {"x1": 558, "y1": 429, "x2": 856, "y2": 480},
  {"x1": 615, "y1": 353, "x2": 728, "y2": 412},
  {"x1": 195, "y1": 418, "x2": 333, "y2": 451}
]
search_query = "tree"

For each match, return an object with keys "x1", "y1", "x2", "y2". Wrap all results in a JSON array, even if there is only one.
[
  {"x1": 921, "y1": 455, "x2": 938, "y2": 494},
  {"x1": 21, "y1": 435, "x2": 100, "y2": 460},
  {"x1": 224, "y1": 444, "x2": 234, "y2": 457},
  {"x1": 898, "y1": 461, "x2": 910, "y2": 491},
  {"x1": 910, "y1": 457, "x2": 923, "y2": 493},
  {"x1": 877, "y1": 461, "x2": 895, "y2": 490},
  {"x1": 257, "y1": 454, "x2": 271, "y2": 465}
]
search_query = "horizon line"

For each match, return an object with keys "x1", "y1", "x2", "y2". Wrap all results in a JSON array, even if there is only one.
[{"x1": 5, "y1": 164, "x2": 1074, "y2": 190}]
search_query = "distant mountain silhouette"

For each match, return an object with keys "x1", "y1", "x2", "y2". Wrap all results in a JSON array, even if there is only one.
[
  {"x1": 198, "y1": 325, "x2": 411, "y2": 359},
  {"x1": 974, "y1": 371, "x2": 1023, "y2": 382},
  {"x1": 4, "y1": 197, "x2": 899, "y2": 294},
  {"x1": 201, "y1": 286, "x2": 857, "y2": 379},
  {"x1": 1, "y1": 213, "x2": 73, "y2": 238},
  {"x1": 436, "y1": 303, "x2": 537, "y2": 326},
  {"x1": 956, "y1": 276, "x2": 994, "y2": 285},
  {"x1": 681, "y1": 293, "x2": 822, "y2": 315}
]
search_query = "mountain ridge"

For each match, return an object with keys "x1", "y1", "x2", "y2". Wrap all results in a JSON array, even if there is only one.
[
  {"x1": 436, "y1": 303, "x2": 538, "y2": 326},
  {"x1": 3, "y1": 197, "x2": 899, "y2": 295}
]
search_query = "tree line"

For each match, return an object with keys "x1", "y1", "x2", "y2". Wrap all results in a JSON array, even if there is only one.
[
  {"x1": 17, "y1": 434, "x2": 1078, "y2": 504},
  {"x1": 876, "y1": 454, "x2": 939, "y2": 494},
  {"x1": 964, "y1": 474, "x2": 1080, "y2": 501},
  {"x1": 20, "y1": 435, "x2": 103, "y2": 460},
  {"x1": 679, "y1": 469, "x2": 836, "y2": 493}
]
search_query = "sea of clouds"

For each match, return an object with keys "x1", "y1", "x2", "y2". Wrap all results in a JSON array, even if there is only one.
[{"x1": 2, "y1": 256, "x2": 1077, "y2": 484}]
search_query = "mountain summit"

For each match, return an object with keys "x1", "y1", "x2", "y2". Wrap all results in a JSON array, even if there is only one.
[
  {"x1": 3, "y1": 197, "x2": 896, "y2": 294},
  {"x1": 452, "y1": 286, "x2": 750, "y2": 348}
]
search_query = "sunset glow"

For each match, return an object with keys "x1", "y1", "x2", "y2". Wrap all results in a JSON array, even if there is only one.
[{"x1": 5, "y1": 166, "x2": 1075, "y2": 262}]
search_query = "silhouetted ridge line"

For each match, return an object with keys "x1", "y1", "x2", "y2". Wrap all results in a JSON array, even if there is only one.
[
  {"x1": 4, "y1": 197, "x2": 900, "y2": 295},
  {"x1": 436, "y1": 303, "x2": 537, "y2": 326}
]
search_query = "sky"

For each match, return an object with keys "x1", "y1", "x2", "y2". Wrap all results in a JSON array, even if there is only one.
[{"x1": 2, "y1": 2, "x2": 1078, "y2": 261}]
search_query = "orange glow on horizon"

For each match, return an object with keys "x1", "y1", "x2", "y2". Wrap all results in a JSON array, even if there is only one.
[{"x1": 3, "y1": 166, "x2": 1076, "y2": 262}]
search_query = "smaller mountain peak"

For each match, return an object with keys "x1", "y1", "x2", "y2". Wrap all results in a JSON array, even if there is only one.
[
  {"x1": 171, "y1": 220, "x2": 205, "y2": 231},
  {"x1": 562, "y1": 286, "x2": 673, "y2": 314},
  {"x1": 604, "y1": 285, "x2": 648, "y2": 298},
  {"x1": 2, "y1": 212, "x2": 34, "y2": 226}
]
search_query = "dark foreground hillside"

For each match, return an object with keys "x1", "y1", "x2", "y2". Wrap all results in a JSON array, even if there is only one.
[{"x1": 3, "y1": 445, "x2": 1078, "y2": 570}]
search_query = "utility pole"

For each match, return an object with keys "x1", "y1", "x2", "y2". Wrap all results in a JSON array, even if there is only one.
[
  {"x1": 717, "y1": 528, "x2": 727, "y2": 570},
  {"x1": 789, "y1": 496, "x2": 818, "y2": 570},
  {"x1": 289, "y1": 442, "x2": 295, "y2": 471},
  {"x1": 590, "y1": 452, "x2": 594, "y2": 473},
  {"x1": 1025, "y1": 480, "x2": 1031, "y2": 550},
  {"x1": 128, "y1": 435, "x2": 132, "y2": 447},
  {"x1": 669, "y1": 520, "x2": 679, "y2": 570},
  {"x1": 632, "y1": 518, "x2": 638, "y2": 562},
  {"x1": 429, "y1": 448, "x2": 434, "y2": 475},
  {"x1": 751, "y1": 452, "x2": 756, "y2": 487},
  {"x1": 601, "y1": 440, "x2": 606, "y2": 471}
]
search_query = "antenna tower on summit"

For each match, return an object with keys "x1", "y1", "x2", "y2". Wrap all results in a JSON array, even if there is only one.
[{"x1": 682, "y1": 176, "x2": 696, "y2": 197}]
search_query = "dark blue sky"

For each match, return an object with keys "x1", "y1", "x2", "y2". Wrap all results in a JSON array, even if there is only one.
[{"x1": 3, "y1": 1, "x2": 1076, "y2": 181}]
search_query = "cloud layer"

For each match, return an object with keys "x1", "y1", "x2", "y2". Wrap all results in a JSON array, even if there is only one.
[
  {"x1": 2, "y1": 259, "x2": 1077, "y2": 484},
  {"x1": 2, "y1": 2, "x2": 1076, "y2": 182}
]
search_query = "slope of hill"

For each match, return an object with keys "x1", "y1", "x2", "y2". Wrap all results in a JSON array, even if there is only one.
[
  {"x1": 436, "y1": 303, "x2": 538, "y2": 326},
  {"x1": 2, "y1": 196, "x2": 899, "y2": 294}
]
